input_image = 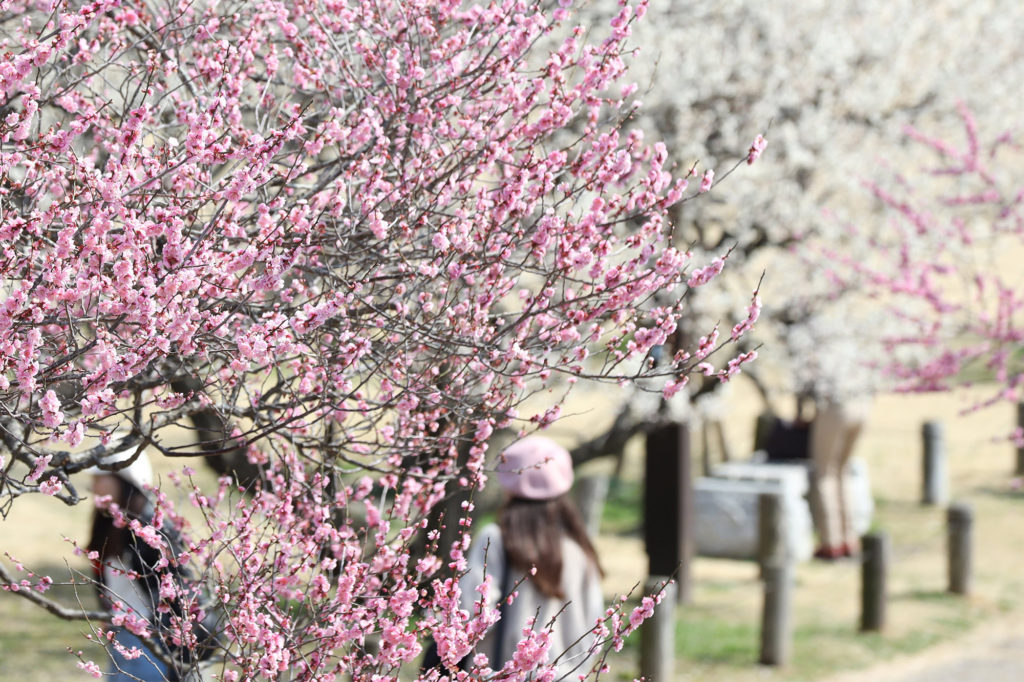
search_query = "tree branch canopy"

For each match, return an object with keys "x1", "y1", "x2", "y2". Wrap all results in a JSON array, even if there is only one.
[{"x1": 0, "y1": 0, "x2": 758, "y2": 678}]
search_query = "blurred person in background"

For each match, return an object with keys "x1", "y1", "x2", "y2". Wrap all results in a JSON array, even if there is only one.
[
  {"x1": 459, "y1": 435, "x2": 605, "y2": 675},
  {"x1": 87, "y1": 450, "x2": 179, "y2": 681},
  {"x1": 809, "y1": 400, "x2": 871, "y2": 559}
]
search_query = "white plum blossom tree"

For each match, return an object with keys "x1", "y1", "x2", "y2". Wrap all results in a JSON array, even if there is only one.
[{"x1": 577, "y1": 0, "x2": 1024, "y2": 414}]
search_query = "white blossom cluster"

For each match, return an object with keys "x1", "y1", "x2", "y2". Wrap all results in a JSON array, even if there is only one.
[{"x1": 579, "y1": 0, "x2": 1024, "y2": 404}]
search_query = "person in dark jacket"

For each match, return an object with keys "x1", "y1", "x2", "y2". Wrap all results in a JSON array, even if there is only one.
[
  {"x1": 88, "y1": 450, "x2": 220, "y2": 681},
  {"x1": 88, "y1": 450, "x2": 180, "y2": 681}
]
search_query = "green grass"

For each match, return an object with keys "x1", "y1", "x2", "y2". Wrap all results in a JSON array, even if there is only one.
[
  {"x1": 785, "y1": 586, "x2": 993, "y2": 679},
  {"x1": 677, "y1": 609, "x2": 759, "y2": 664},
  {"x1": 603, "y1": 588, "x2": 987, "y2": 681},
  {"x1": 0, "y1": 577, "x2": 107, "y2": 681},
  {"x1": 600, "y1": 479, "x2": 643, "y2": 536},
  {"x1": 953, "y1": 346, "x2": 1024, "y2": 385},
  {"x1": 7, "y1": 425, "x2": 1024, "y2": 682},
  {"x1": 591, "y1": 469, "x2": 1019, "y2": 682}
]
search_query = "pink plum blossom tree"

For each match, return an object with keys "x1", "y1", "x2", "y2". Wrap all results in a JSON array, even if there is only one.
[
  {"x1": 0, "y1": 0, "x2": 759, "y2": 678},
  {"x1": 827, "y1": 105, "x2": 1024, "y2": 422}
]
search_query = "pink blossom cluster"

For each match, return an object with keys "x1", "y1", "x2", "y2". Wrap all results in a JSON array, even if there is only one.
[
  {"x1": 746, "y1": 135, "x2": 767, "y2": 165},
  {"x1": 831, "y1": 105, "x2": 1024, "y2": 412}
]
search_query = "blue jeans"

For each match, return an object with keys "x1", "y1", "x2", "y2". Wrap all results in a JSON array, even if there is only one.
[{"x1": 106, "y1": 627, "x2": 175, "y2": 681}]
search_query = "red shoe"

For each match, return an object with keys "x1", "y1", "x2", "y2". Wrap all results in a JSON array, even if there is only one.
[{"x1": 813, "y1": 546, "x2": 844, "y2": 561}]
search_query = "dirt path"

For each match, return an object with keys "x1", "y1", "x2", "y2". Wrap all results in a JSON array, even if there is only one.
[{"x1": 824, "y1": 611, "x2": 1024, "y2": 682}]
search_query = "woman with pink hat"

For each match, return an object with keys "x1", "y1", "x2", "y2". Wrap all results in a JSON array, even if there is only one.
[{"x1": 458, "y1": 435, "x2": 605, "y2": 675}]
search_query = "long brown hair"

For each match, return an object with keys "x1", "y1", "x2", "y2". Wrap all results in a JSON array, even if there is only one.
[
  {"x1": 87, "y1": 476, "x2": 148, "y2": 565},
  {"x1": 498, "y1": 494, "x2": 603, "y2": 600}
]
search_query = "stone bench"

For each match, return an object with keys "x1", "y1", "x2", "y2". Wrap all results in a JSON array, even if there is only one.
[
  {"x1": 697, "y1": 457, "x2": 874, "y2": 562},
  {"x1": 694, "y1": 475, "x2": 814, "y2": 562},
  {"x1": 712, "y1": 461, "x2": 810, "y2": 497},
  {"x1": 843, "y1": 456, "x2": 874, "y2": 536},
  {"x1": 745, "y1": 453, "x2": 875, "y2": 537}
]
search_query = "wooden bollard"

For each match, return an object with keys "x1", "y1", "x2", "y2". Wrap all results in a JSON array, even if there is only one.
[
  {"x1": 947, "y1": 503, "x2": 973, "y2": 595},
  {"x1": 758, "y1": 492, "x2": 792, "y2": 666},
  {"x1": 922, "y1": 421, "x2": 948, "y2": 506},
  {"x1": 644, "y1": 423, "x2": 693, "y2": 604},
  {"x1": 640, "y1": 577, "x2": 677, "y2": 681},
  {"x1": 860, "y1": 532, "x2": 889, "y2": 632},
  {"x1": 573, "y1": 474, "x2": 610, "y2": 539},
  {"x1": 754, "y1": 411, "x2": 776, "y2": 452},
  {"x1": 757, "y1": 488, "x2": 788, "y2": 579}
]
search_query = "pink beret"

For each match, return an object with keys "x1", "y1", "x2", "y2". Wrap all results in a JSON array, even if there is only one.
[{"x1": 496, "y1": 436, "x2": 574, "y2": 500}]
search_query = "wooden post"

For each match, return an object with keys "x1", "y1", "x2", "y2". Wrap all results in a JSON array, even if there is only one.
[
  {"x1": 758, "y1": 492, "x2": 792, "y2": 666},
  {"x1": 922, "y1": 421, "x2": 948, "y2": 506},
  {"x1": 860, "y1": 532, "x2": 889, "y2": 632},
  {"x1": 644, "y1": 423, "x2": 693, "y2": 604},
  {"x1": 754, "y1": 412, "x2": 776, "y2": 452},
  {"x1": 1016, "y1": 402, "x2": 1024, "y2": 476},
  {"x1": 640, "y1": 577, "x2": 677, "y2": 681},
  {"x1": 947, "y1": 503, "x2": 973, "y2": 595},
  {"x1": 757, "y1": 490, "x2": 783, "y2": 571},
  {"x1": 573, "y1": 474, "x2": 610, "y2": 539}
]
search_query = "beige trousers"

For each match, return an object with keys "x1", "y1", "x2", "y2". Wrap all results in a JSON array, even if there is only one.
[{"x1": 808, "y1": 400, "x2": 870, "y2": 550}]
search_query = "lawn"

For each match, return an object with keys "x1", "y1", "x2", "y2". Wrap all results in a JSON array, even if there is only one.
[
  {"x1": 585, "y1": 384, "x2": 1024, "y2": 680},
  {"x1": 2, "y1": 383, "x2": 1023, "y2": 680}
]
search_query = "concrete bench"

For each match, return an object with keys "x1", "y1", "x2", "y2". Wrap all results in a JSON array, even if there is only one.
[
  {"x1": 712, "y1": 461, "x2": 810, "y2": 497},
  {"x1": 745, "y1": 453, "x2": 875, "y2": 536},
  {"x1": 702, "y1": 457, "x2": 874, "y2": 560},
  {"x1": 694, "y1": 476, "x2": 814, "y2": 562},
  {"x1": 844, "y1": 456, "x2": 874, "y2": 536}
]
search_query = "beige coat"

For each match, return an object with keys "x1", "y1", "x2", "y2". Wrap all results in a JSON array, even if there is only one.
[{"x1": 459, "y1": 523, "x2": 604, "y2": 676}]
